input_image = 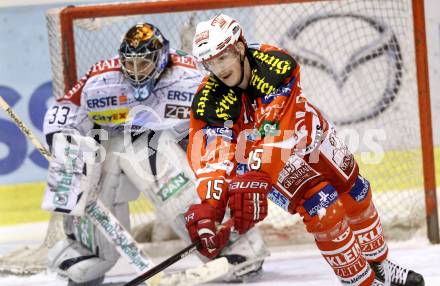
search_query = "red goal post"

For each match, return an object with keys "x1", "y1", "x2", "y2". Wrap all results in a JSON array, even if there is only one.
[
  {"x1": 46, "y1": 0, "x2": 438, "y2": 243},
  {"x1": 411, "y1": 0, "x2": 439, "y2": 244}
]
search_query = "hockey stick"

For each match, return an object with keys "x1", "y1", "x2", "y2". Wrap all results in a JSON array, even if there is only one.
[
  {"x1": 124, "y1": 241, "x2": 199, "y2": 286},
  {"x1": 124, "y1": 219, "x2": 235, "y2": 286},
  {"x1": 0, "y1": 97, "x2": 51, "y2": 159},
  {"x1": 0, "y1": 96, "x2": 153, "y2": 274}
]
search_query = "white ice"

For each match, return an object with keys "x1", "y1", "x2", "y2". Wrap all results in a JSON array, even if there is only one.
[{"x1": 1, "y1": 225, "x2": 439, "y2": 286}]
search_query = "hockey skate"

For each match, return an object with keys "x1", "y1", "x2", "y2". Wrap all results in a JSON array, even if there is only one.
[
  {"x1": 370, "y1": 259, "x2": 424, "y2": 286},
  {"x1": 220, "y1": 253, "x2": 265, "y2": 282},
  {"x1": 217, "y1": 227, "x2": 269, "y2": 283},
  {"x1": 372, "y1": 279, "x2": 386, "y2": 286}
]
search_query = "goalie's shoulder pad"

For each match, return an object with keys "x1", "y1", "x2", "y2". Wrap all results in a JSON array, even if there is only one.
[
  {"x1": 246, "y1": 44, "x2": 298, "y2": 98},
  {"x1": 169, "y1": 49, "x2": 197, "y2": 70},
  {"x1": 191, "y1": 76, "x2": 242, "y2": 125},
  {"x1": 58, "y1": 57, "x2": 121, "y2": 106},
  {"x1": 89, "y1": 58, "x2": 121, "y2": 75}
]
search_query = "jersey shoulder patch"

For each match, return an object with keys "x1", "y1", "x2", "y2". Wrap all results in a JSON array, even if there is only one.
[
  {"x1": 191, "y1": 76, "x2": 242, "y2": 125},
  {"x1": 89, "y1": 58, "x2": 121, "y2": 76},
  {"x1": 249, "y1": 44, "x2": 297, "y2": 75},
  {"x1": 247, "y1": 44, "x2": 298, "y2": 98}
]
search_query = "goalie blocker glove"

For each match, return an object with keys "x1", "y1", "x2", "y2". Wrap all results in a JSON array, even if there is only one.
[{"x1": 228, "y1": 171, "x2": 272, "y2": 234}]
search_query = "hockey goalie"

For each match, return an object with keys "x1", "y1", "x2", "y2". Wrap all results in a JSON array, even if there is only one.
[{"x1": 41, "y1": 23, "x2": 268, "y2": 285}]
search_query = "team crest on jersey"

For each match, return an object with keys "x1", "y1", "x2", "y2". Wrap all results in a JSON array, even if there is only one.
[{"x1": 259, "y1": 120, "x2": 280, "y2": 137}]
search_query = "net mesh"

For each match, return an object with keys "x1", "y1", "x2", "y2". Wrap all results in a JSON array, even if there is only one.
[
  {"x1": 0, "y1": 213, "x2": 64, "y2": 275},
  {"x1": 1, "y1": 0, "x2": 428, "y2": 275}
]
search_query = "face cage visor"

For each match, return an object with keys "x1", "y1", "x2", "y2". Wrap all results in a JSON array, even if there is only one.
[{"x1": 121, "y1": 49, "x2": 162, "y2": 88}]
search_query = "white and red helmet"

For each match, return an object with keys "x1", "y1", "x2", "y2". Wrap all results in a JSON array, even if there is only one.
[{"x1": 192, "y1": 14, "x2": 245, "y2": 62}]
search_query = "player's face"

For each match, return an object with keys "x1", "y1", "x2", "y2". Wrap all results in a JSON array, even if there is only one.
[
  {"x1": 203, "y1": 45, "x2": 243, "y2": 87},
  {"x1": 123, "y1": 57, "x2": 155, "y2": 82}
]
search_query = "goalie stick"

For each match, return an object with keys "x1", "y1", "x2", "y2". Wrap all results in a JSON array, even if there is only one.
[{"x1": 0, "y1": 95, "x2": 230, "y2": 285}]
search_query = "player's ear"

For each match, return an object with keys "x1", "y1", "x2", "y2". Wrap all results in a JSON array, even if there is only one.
[{"x1": 236, "y1": 41, "x2": 246, "y2": 57}]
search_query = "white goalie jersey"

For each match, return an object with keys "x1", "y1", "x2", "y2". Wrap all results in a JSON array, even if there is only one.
[
  {"x1": 42, "y1": 51, "x2": 206, "y2": 283},
  {"x1": 43, "y1": 49, "x2": 203, "y2": 139},
  {"x1": 41, "y1": 48, "x2": 203, "y2": 225}
]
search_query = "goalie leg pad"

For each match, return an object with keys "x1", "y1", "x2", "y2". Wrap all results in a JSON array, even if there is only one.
[
  {"x1": 57, "y1": 202, "x2": 128, "y2": 282},
  {"x1": 99, "y1": 135, "x2": 141, "y2": 205},
  {"x1": 48, "y1": 238, "x2": 116, "y2": 284},
  {"x1": 119, "y1": 130, "x2": 200, "y2": 241},
  {"x1": 296, "y1": 182, "x2": 375, "y2": 286},
  {"x1": 62, "y1": 204, "x2": 129, "y2": 264}
]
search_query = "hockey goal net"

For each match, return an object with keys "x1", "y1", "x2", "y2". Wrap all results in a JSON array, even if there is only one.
[{"x1": 1, "y1": 0, "x2": 438, "y2": 275}]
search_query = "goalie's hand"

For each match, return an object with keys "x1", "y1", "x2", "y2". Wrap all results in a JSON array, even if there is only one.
[
  {"x1": 184, "y1": 203, "x2": 230, "y2": 259},
  {"x1": 228, "y1": 171, "x2": 272, "y2": 234}
]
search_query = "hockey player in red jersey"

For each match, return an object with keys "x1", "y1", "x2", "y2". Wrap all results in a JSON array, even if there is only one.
[
  {"x1": 42, "y1": 23, "x2": 268, "y2": 285},
  {"x1": 184, "y1": 14, "x2": 425, "y2": 286}
]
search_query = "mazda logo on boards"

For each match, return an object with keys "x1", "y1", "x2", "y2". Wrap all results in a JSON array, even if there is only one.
[{"x1": 280, "y1": 14, "x2": 403, "y2": 125}]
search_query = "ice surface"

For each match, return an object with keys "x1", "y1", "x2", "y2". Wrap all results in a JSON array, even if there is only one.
[{"x1": 1, "y1": 233, "x2": 439, "y2": 286}]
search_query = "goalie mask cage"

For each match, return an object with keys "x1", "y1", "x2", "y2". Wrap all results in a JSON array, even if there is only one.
[{"x1": 1, "y1": 0, "x2": 438, "y2": 275}]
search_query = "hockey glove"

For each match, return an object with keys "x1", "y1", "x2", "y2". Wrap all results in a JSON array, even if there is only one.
[
  {"x1": 184, "y1": 203, "x2": 230, "y2": 259},
  {"x1": 228, "y1": 171, "x2": 272, "y2": 234}
]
